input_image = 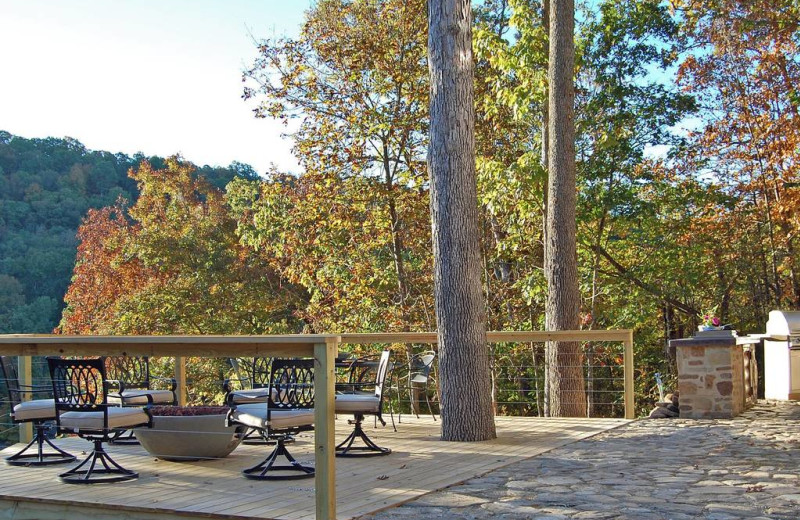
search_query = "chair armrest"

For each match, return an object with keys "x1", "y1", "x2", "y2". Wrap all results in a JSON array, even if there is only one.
[
  {"x1": 8, "y1": 387, "x2": 53, "y2": 397},
  {"x1": 226, "y1": 389, "x2": 270, "y2": 407},
  {"x1": 106, "y1": 378, "x2": 127, "y2": 393},
  {"x1": 335, "y1": 381, "x2": 374, "y2": 393},
  {"x1": 13, "y1": 383, "x2": 51, "y2": 390},
  {"x1": 108, "y1": 390, "x2": 155, "y2": 406}
]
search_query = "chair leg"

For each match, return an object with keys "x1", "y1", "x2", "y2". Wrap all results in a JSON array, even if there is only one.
[
  {"x1": 424, "y1": 388, "x2": 437, "y2": 421},
  {"x1": 242, "y1": 436, "x2": 314, "y2": 480},
  {"x1": 336, "y1": 414, "x2": 391, "y2": 457},
  {"x1": 241, "y1": 428, "x2": 295, "y2": 446},
  {"x1": 109, "y1": 429, "x2": 139, "y2": 445},
  {"x1": 5, "y1": 422, "x2": 76, "y2": 466},
  {"x1": 387, "y1": 400, "x2": 397, "y2": 432},
  {"x1": 59, "y1": 439, "x2": 138, "y2": 484}
]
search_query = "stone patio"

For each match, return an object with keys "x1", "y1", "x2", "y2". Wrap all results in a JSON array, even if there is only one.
[{"x1": 362, "y1": 401, "x2": 800, "y2": 520}]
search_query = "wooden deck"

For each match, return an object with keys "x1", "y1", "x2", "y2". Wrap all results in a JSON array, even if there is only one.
[{"x1": 0, "y1": 415, "x2": 627, "y2": 520}]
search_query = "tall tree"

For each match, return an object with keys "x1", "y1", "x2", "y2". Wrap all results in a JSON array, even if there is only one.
[
  {"x1": 676, "y1": 0, "x2": 800, "y2": 310},
  {"x1": 243, "y1": 0, "x2": 430, "y2": 330},
  {"x1": 238, "y1": 0, "x2": 434, "y2": 334},
  {"x1": 544, "y1": 0, "x2": 586, "y2": 416},
  {"x1": 428, "y1": 0, "x2": 496, "y2": 441}
]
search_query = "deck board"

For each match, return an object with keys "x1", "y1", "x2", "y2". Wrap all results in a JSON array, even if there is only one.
[{"x1": 0, "y1": 416, "x2": 627, "y2": 520}]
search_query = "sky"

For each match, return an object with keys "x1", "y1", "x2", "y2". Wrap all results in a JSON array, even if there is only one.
[{"x1": 0, "y1": 0, "x2": 312, "y2": 174}]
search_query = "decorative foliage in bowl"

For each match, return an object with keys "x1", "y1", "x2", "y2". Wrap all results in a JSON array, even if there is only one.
[{"x1": 148, "y1": 405, "x2": 229, "y2": 416}]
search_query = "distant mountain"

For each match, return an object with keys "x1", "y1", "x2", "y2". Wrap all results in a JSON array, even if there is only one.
[{"x1": 0, "y1": 130, "x2": 258, "y2": 333}]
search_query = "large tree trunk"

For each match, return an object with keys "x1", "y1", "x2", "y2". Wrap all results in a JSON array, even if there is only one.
[
  {"x1": 428, "y1": 0, "x2": 496, "y2": 441},
  {"x1": 544, "y1": 0, "x2": 586, "y2": 417}
]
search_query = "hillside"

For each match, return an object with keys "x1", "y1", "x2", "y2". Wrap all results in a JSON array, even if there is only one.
[{"x1": 0, "y1": 130, "x2": 257, "y2": 333}]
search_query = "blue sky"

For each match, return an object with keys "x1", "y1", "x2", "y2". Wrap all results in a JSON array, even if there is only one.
[{"x1": 0, "y1": 0, "x2": 312, "y2": 174}]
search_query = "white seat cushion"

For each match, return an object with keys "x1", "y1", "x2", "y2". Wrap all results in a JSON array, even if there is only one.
[
  {"x1": 13, "y1": 399, "x2": 55, "y2": 421},
  {"x1": 230, "y1": 404, "x2": 314, "y2": 430},
  {"x1": 59, "y1": 406, "x2": 150, "y2": 432},
  {"x1": 108, "y1": 389, "x2": 175, "y2": 406},
  {"x1": 228, "y1": 388, "x2": 276, "y2": 404},
  {"x1": 335, "y1": 393, "x2": 380, "y2": 414}
]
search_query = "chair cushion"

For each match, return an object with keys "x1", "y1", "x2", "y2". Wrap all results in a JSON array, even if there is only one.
[
  {"x1": 335, "y1": 393, "x2": 380, "y2": 414},
  {"x1": 13, "y1": 399, "x2": 55, "y2": 421},
  {"x1": 228, "y1": 388, "x2": 276, "y2": 405},
  {"x1": 108, "y1": 389, "x2": 175, "y2": 406},
  {"x1": 59, "y1": 406, "x2": 150, "y2": 432},
  {"x1": 229, "y1": 404, "x2": 314, "y2": 430}
]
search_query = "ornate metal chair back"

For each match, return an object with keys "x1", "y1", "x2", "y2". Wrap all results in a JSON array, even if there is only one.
[
  {"x1": 48, "y1": 357, "x2": 109, "y2": 415},
  {"x1": 0, "y1": 356, "x2": 22, "y2": 409},
  {"x1": 268, "y1": 358, "x2": 314, "y2": 413},
  {"x1": 252, "y1": 357, "x2": 272, "y2": 389},
  {"x1": 105, "y1": 356, "x2": 151, "y2": 390}
]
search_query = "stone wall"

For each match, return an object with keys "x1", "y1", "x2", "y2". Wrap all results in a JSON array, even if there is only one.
[{"x1": 672, "y1": 336, "x2": 745, "y2": 419}]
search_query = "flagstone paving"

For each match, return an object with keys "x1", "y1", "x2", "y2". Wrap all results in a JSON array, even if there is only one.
[{"x1": 362, "y1": 401, "x2": 800, "y2": 520}]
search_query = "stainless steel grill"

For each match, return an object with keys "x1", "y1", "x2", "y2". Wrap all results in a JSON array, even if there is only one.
[{"x1": 764, "y1": 310, "x2": 800, "y2": 400}]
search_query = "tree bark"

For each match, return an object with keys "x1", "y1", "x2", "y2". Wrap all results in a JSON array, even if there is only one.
[
  {"x1": 544, "y1": 0, "x2": 586, "y2": 417},
  {"x1": 541, "y1": 0, "x2": 551, "y2": 418},
  {"x1": 428, "y1": 0, "x2": 496, "y2": 441}
]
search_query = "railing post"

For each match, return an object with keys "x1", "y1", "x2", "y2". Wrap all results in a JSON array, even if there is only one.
[
  {"x1": 17, "y1": 356, "x2": 33, "y2": 443},
  {"x1": 314, "y1": 338, "x2": 337, "y2": 520},
  {"x1": 623, "y1": 331, "x2": 635, "y2": 419},
  {"x1": 174, "y1": 356, "x2": 187, "y2": 406}
]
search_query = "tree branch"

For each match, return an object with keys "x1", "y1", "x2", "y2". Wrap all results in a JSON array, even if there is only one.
[{"x1": 592, "y1": 244, "x2": 699, "y2": 317}]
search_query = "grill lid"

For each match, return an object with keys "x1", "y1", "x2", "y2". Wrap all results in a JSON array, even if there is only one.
[{"x1": 765, "y1": 310, "x2": 800, "y2": 339}]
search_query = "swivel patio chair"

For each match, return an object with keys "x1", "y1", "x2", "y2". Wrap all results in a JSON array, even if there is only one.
[
  {"x1": 223, "y1": 357, "x2": 275, "y2": 445},
  {"x1": 226, "y1": 358, "x2": 315, "y2": 480},
  {"x1": 0, "y1": 356, "x2": 75, "y2": 466},
  {"x1": 334, "y1": 350, "x2": 393, "y2": 457},
  {"x1": 105, "y1": 356, "x2": 176, "y2": 445},
  {"x1": 105, "y1": 356, "x2": 177, "y2": 406},
  {"x1": 47, "y1": 357, "x2": 151, "y2": 483}
]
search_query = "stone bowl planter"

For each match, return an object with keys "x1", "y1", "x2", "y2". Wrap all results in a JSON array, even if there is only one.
[{"x1": 136, "y1": 406, "x2": 245, "y2": 462}]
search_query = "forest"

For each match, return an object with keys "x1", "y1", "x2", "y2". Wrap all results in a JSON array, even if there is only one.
[
  {"x1": 0, "y1": 131, "x2": 257, "y2": 334},
  {"x1": 4, "y1": 0, "x2": 799, "y2": 414}
]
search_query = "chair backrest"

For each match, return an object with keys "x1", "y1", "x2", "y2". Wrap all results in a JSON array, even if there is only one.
[
  {"x1": 0, "y1": 356, "x2": 21, "y2": 408},
  {"x1": 373, "y1": 350, "x2": 392, "y2": 401},
  {"x1": 252, "y1": 357, "x2": 272, "y2": 388},
  {"x1": 228, "y1": 357, "x2": 272, "y2": 390},
  {"x1": 48, "y1": 357, "x2": 109, "y2": 413},
  {"x1": 268, "y1": 358, "x2": 314, "y2": 412},
  {"x1": 105, "y1": 356, "x2": 151, "y2": 390},
  {"x1": 409, "y1": 351, "x2": 436, "y2": 381}
]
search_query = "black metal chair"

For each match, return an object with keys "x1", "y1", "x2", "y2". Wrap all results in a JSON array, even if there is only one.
[
  {"x1": 105, "y1": 356, "x2": 177, "y2": 406},
  {"x1": 47, "y1": 357, "x2": 151, "y2": 483},
  {"x1": 223, "y1": 357, "x2": 274, "y2": 445},
  {"x1": 0, "y1": 356, "x2": 75, "y2": 466},
  {"x1": 334, "y1": 350, "x2": 393, "y2": 457},
  {"x1": 406, "y1": 350, "x2": 437, "y2": 421},
  {"x1": 226, "y1": 358, "x2": 315, "y2": 480},
  {"x1": 105, "y1": 356, "x2": 175, "y2": 445}
]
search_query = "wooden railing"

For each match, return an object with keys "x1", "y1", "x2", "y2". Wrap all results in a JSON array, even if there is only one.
[
  {"x1": 340, "y1": 330, "x2": 635, "y2": 420},
  {"x1": 0, "y1": 329, "x2": 634, "y2": 520}
]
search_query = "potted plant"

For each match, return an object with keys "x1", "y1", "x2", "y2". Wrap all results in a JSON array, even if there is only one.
[
  {"x1": 135, "y1": 405, "x2": 245, "y2": 462},
  {"x1": 699, "y1": 307, "x2": 723, "y2": 331}
]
